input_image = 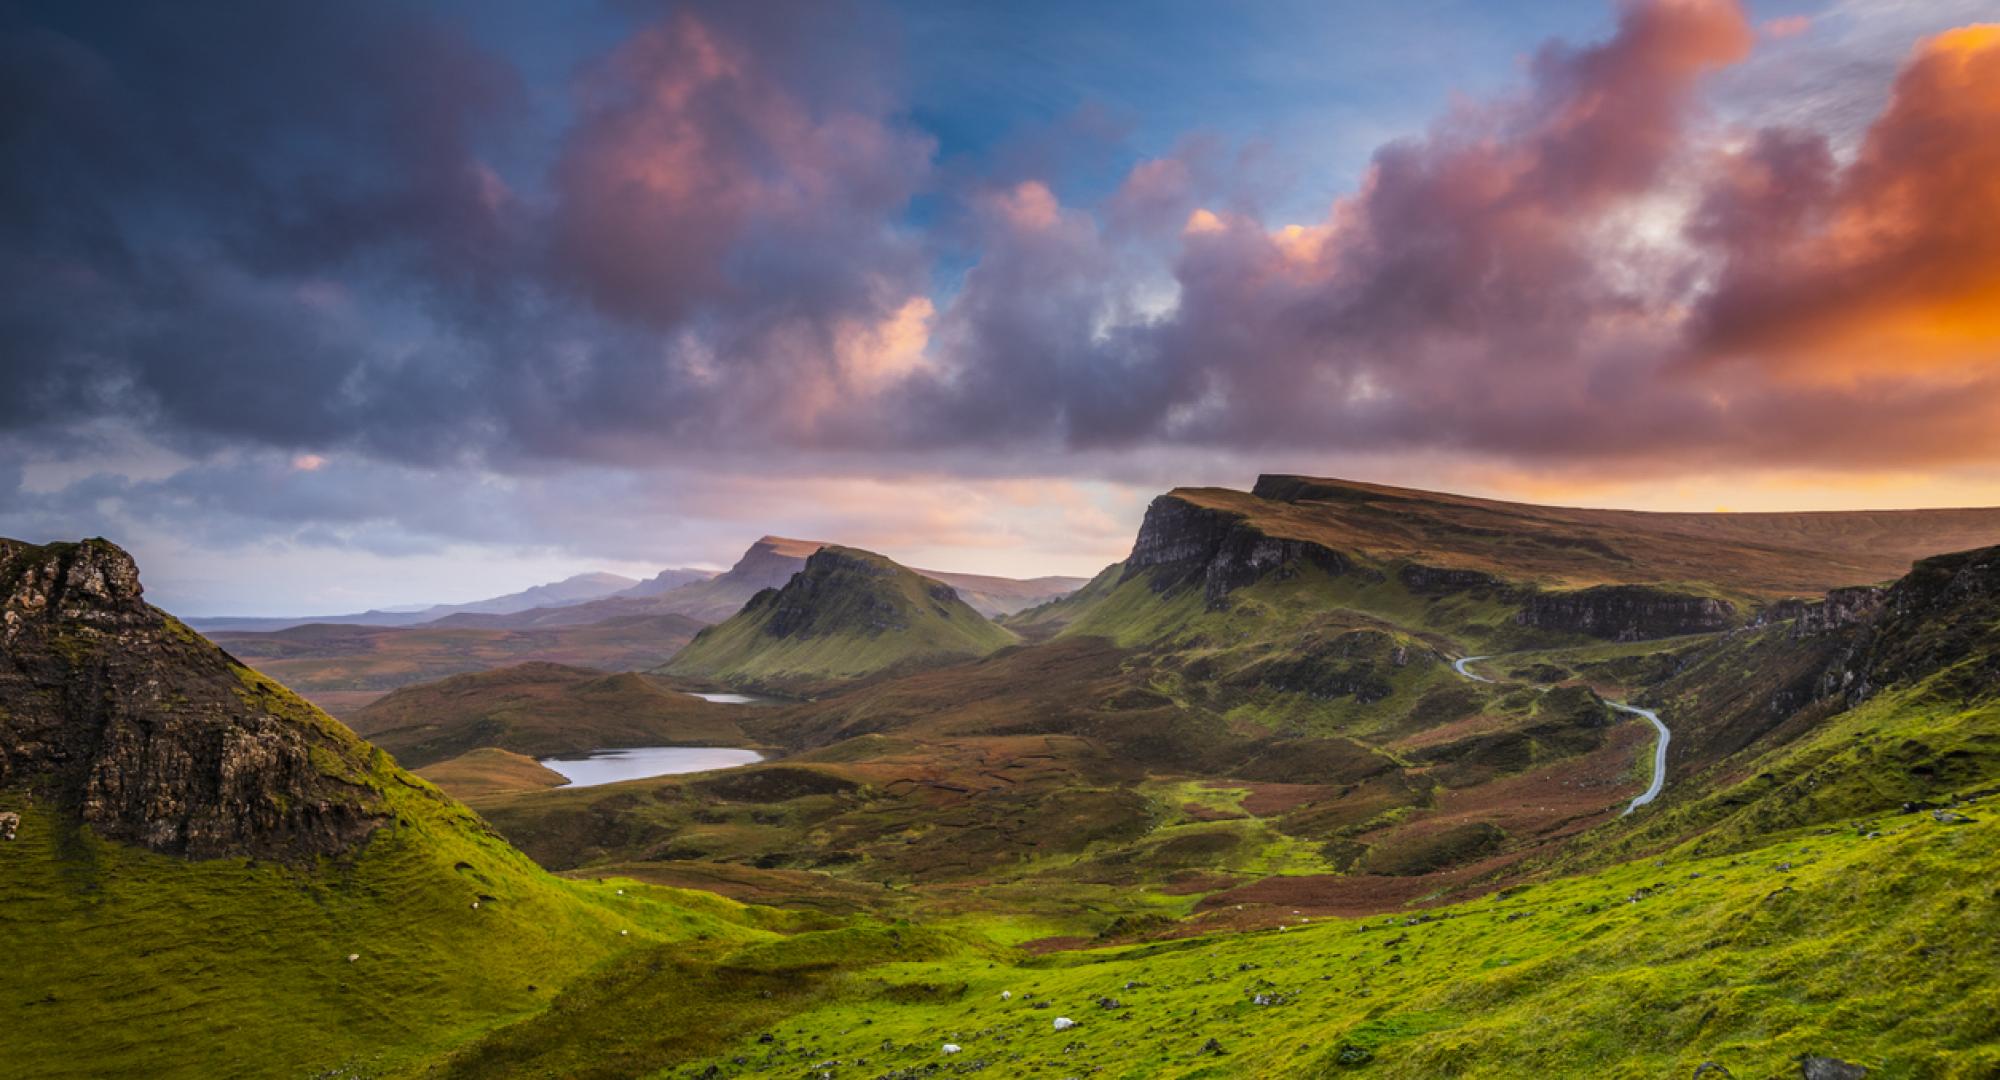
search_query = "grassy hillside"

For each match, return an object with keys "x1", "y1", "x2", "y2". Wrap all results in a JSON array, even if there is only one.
[
  {"x1": 349, "y1": 661, "x2": 750, "y2": 768},
  {"x1": 662, "y1": 545, "x2": 1019, "y2": 695},
  {"x1": 0, "y1": 538, "x2": 785, "y2": 1079},
  {"x1": 650, "y1": 801, "x2": 1997, "y2": 1079}
]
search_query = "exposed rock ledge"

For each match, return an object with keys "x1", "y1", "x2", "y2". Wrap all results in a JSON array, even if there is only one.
[
  {"x1": 1, "y1": 538, "x2": 387, "y2": 860},
  {"x1": 1123, "y1": 495, "x2": 1347, "y2": 608},
  {"x1": 1515, "y1": 584, "x2": 1737, "y2": 641}
]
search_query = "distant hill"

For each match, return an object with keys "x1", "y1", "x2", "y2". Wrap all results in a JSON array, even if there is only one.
[
  {"x1": 447, "y1": 535, "x2": 1089, "y2": 628},
  {"x1": 350, "y1": 661, "x2": 749, "y2": 769},
  {"x1": 211, "y1": 612, "x2": 706, "y2": 692},
  {"x1": 660, "y1": 545, "x2": 1019, "y2": 695},
  {"x1": 186, "y1": 570, "x2": 653, "y2": 633}
]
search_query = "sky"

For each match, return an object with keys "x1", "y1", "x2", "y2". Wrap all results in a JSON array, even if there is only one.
[{"x1": 3, "y1": 0, "x2": 1998, "y2": 615}]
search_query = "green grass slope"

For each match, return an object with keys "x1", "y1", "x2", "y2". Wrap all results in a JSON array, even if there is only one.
[
  {"x1": 661, "y1": 545, "x2": 1018, "y2": 695},
  {"x1": 656, "y1": 801, "x2": 1997, "y2": 1079},
  {"x1": 0, "y1": 538, "x2": 784, "y2": 1079}
]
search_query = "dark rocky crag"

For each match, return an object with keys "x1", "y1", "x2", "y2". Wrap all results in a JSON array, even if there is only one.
[
  {"x1": 0, "y1": 538, "x2": 387, "y2": 859},
  {"x1": 1515, "y1": 585, "x2": 1738, "y2": 641},
  {"x1": 1124, "y1": 495, "x2": 1348, "y2": 609}
]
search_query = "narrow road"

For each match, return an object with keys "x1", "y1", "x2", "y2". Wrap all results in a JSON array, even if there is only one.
[
  {"x1": 1452, "y1": 655, "x2": 1493, "y2": 683},
  {"x1": 1609, "y1": 703, "x2": 1669, "y2": 816},
  {"x1": 1449, "y1": 653, "x2": 1669, "y2": 815}
]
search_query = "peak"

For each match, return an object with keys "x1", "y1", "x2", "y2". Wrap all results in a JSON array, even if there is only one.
[
  {"x1": 2, "y1": 538, "x2": 390, "y2": 860},
  {"x1": 752, "y1": 536, "x2": 828, "y2": 557},
  {"x1": 2, "y1": 536, "x2": 146, "y2": 624}
]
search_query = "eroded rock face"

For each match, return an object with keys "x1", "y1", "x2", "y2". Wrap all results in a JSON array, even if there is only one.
[
  {"x1": 0, "y1": 538, "x2": 387, "y2": 860},
  {"x1": 1515, "y1": 585, "x2": 1737, "y2": 641},
  {"x1": 1124, "y1": 496, "x2": 1347, "y2": 609},
  {"x1": 1815, "y1": 545, "x2": 2000, "y2": 705}
]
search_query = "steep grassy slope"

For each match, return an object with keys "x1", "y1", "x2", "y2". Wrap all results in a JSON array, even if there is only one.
[
  {"x1": 661, "y1": 546, "x2": 1019, "y2": 695},
  {"x1": 213, "y1": 612, "x2": 705, "y2": 692},
  {"x1": 0, "y1": 538, "x2": 780, "y2": 1079},
  {"x1": 349, "y1": 661, "x2": 750, "y2": 768}
]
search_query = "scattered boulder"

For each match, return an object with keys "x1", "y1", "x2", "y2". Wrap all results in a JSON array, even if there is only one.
[
  {"x1": 0, "y1": 811, "x2": 18, "y2": 841},
  {"x1": 1052, "y1": 1017, "x2": 1077, "y2": 1032},
  {"x1": 1799, "y1": 1056, "x2": 1868, "y2": 1080},
  {"x1": 941, "y1": 1044, "x2": 961, "y2": 1055},
  {"x1": 1200, "y1": 1037, "x2": 1224, "y2": 1055},
  {"x1": 1692, "y1": 1063, "x2": 1735, "y2": 1078},
  {"x1": 1931, "y1": 809, "x2": 1974, "y2": 825}
]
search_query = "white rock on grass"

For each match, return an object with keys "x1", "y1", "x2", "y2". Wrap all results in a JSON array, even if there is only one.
[
  {"x1": 1053, "y1": 1017, "x2": 1077, "y2": 1031},
  {"x1": 346, "y1": 954, "x2": 359, "y2": 963},
  {"x1": 942, "y1": 1044, "x2": 961, "y2": 1054},
  {"x1": 1000, "y1": 991, "x2": 1012, "y2": 1000}
]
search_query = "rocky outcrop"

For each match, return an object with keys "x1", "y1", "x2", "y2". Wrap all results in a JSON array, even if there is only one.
[
  {"x1": 1124, "y1": 495, "x2": 1346, "y2": 609},
  {"x1": 0, "y1": 538, "x2": 388, "y2": 860},
  {"x1": 1792, "y1": 586, "x2": 1887, "y2": 638},
  {"x1": 1398, "y1": 564, "x2": 1504, "y2": 595},
  {"x1": 1812, "y1": 545, "x2": 2000, "y2": 705},
  {"x1": 1515, "y1": 585, "x2": 1737, "y2": 641}
]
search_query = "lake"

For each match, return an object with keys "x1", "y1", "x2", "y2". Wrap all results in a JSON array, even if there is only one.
[
  {"x1": 538, "y1": 746, "x2": 762, "y2": 789},
  {"x1": 687, "y1": 690, "x2": 784, "y2": 705}
]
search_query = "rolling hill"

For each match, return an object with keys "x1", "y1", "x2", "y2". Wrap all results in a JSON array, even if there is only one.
[
  {"x1": 659, "y1": 545, "x2": 1020, "y2": 694},
  {"x1": 210, "y1": 611, "x2": 706, "y2": 695},
  {"x1": 349, "y1": 661, "x2": 751, "y2": 769}
]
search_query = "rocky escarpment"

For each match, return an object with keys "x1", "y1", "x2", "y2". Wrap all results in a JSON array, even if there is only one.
[
  {"x1": 1124, "y1": 495, "x2": 1347, "y2": 609},
  {"x1": 0, "y1": 538, "x2": 388, "y2": 859},
  {"x1": 1516, "y1": 585, "x2": 1737, "y2": 641},
  {"x1": 1811, "y1": 545, "x2": 2000, "y2": 705}
]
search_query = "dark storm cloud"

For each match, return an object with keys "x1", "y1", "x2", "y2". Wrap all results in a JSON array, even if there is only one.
[{"x1": 5, "y1": 0, "x2": 2000, "y2": 494}]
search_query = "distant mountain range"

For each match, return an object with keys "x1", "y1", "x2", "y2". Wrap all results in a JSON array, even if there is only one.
[
  {"x1": 442, "y1": 536, "x2": 1089, "y2": 629},
  {"x1": 187, "y1": 538, "x2": 1084, "y2": 635},
  {"x1": 185, "y1": 569, "x2": 690, "y2": 633}
]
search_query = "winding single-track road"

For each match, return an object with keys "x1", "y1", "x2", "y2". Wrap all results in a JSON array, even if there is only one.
[{"x1": 1450, "y1": 654, "x2": 1669, "y2": 815}]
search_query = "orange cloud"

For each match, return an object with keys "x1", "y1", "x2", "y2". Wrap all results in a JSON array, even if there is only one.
[{"x1": 1693, "y1": 24, "x2": 2000, "y2": 381}]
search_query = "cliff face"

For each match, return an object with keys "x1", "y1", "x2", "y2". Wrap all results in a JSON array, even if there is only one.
[
  {"x1": 1814, "y1": 545, "x2": 2000, "y2": 705},
  {"x1": 0, "y1": 538, "x2": 387, "y2": 860},
  {"x1": 1515, "y1": 585, "x2": 1737, "y2": 641},
  {"x1": 1123, "y1": 495, "x2": 1348, "y2": 608}
]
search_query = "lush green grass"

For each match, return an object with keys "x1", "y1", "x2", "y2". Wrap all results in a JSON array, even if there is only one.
[
  {"x1": 660, "y1": 799, "x2": 1999, "y2": 1079},
  {"x1": 0, "y1": 773, "x2": 788, "y2": 1079}
]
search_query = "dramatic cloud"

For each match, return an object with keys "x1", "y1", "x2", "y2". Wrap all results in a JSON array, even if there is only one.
[{"x1": 5, "y1": 0, "x2": 2000, "y2": 606}]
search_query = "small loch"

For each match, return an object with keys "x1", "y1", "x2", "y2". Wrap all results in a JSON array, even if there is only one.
[{"x1": 537, "y1": 746, "x2": 762, "y2": 789}]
